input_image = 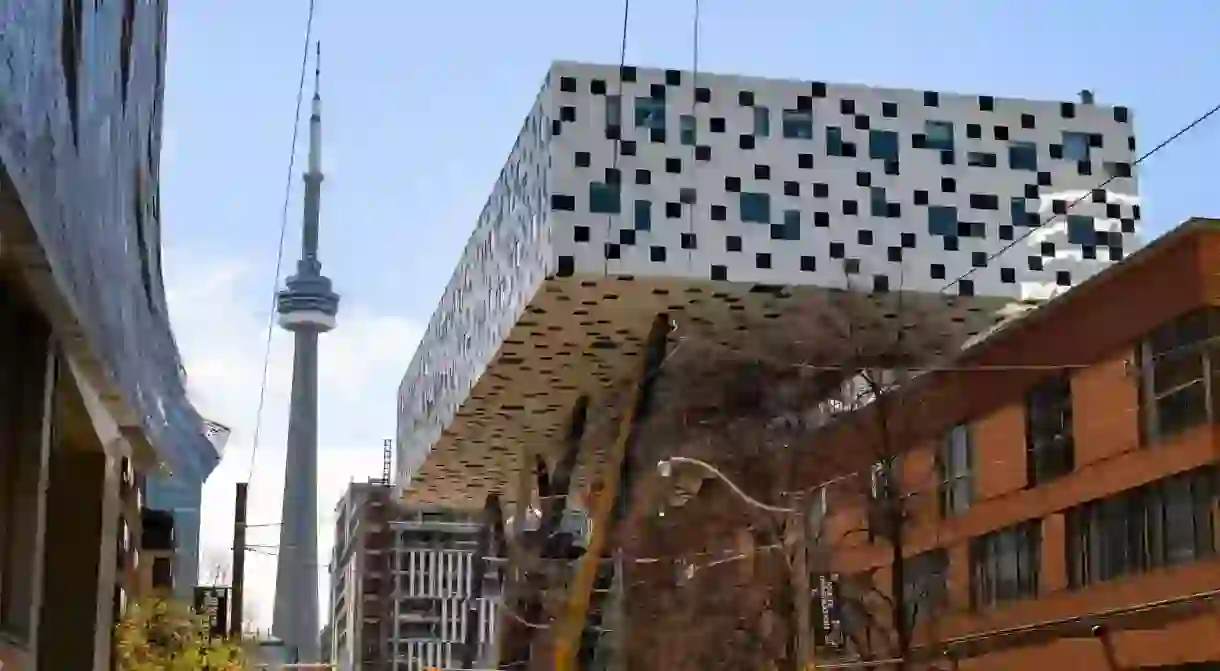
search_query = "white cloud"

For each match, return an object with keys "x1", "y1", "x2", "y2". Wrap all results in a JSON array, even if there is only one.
[{"x1": 165, "y1": 249, "x2": 421, "y2": 634}]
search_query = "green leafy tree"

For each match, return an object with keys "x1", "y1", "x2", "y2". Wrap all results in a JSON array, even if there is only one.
[{"x1": 115, "y1": 596, "x2": 247, "y2": 671}]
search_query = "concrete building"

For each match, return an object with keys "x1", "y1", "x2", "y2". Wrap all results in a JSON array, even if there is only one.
[
  {"x1": 396, "y1": 61, "x2": 1140, "y2": 508},
  {"x1": 751, "y1": 217, "x2": 1220, "y2": 669},
  {"x1": 393, "y1": 61, "x2": 1142, "y2": 668},
  {"x1": 0, "y1": 1, "x2": 218, "y2": 669},
  {"x1": 327, "y1": 481, "x2": 500, "y2": 670}
]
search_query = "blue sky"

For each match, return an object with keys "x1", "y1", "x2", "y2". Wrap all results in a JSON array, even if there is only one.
[{"x1": 163, "y1": 1, "x2": 1220, "y2": 629}]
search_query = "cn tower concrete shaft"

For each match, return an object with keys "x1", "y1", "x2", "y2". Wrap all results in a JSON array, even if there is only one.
[{"x1": 272, "y1": 43, "x2": 339, "y2": 663}]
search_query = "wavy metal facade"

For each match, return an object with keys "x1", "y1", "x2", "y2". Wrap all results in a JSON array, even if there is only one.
[{"x1": 0, "y1": 1, "x2": 217, "y2": 494}]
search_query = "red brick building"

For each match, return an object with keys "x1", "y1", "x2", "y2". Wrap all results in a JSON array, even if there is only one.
[{"x1": 807, "y1": 217, "x2": 1220, "y2": 669}]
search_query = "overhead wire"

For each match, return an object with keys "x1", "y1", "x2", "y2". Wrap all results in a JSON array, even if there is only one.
[
  {"x1": 938, "y1": 98, "x2": 1220, "y2": 296},
  {"x1": 247, "y1": 0, "x2": 319, "y2": 482}
]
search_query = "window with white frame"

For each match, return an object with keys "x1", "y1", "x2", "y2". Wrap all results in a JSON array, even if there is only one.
[
  {"x1": 1140, "y1": 308, "x2": 1220, "y2": 443},
  {"x1": 938, "y1": 424, "x2": 973, "y2": 516}
]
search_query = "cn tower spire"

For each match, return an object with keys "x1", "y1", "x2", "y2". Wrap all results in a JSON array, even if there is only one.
[{"x1": 272, "y1": 40, "x2": 337, "y2": 664}]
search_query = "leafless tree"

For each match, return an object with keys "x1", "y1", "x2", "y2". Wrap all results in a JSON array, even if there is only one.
[{"x1": 612, "y1": 266, "x2": 991, "y2": 671}]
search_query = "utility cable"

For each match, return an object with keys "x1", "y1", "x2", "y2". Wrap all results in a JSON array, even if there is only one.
[
  {"x1": 600, "y1": 0, "x2": 632, "y2": 275},
  {"x1": 939, "y1": 98, "x2": 1220, "y2": 295},
  {"x1": 247, "y1": 0, "x2": 318, "y2": 482}
]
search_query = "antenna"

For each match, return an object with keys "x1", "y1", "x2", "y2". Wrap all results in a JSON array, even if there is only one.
[
  {"x1": 381, "y1": 438, "x2": 392, "y2": 486},
  {"x1": 314, "y1": 42, "x2": 321, "y2": 95}
]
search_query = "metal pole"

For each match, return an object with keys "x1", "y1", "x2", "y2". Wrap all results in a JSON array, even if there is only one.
[
  {"x1": 793, "y1": 494, "x2": 813, "y2": 670},
  {"x1": 231, "y1": 481, "x2": 249, "y2": 638}
]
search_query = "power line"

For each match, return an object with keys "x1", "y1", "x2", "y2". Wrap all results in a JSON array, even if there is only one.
[
  {"x1": 939, "y1": 98, "x2": 1220, "y2": 295},
  {"x1": 599, "y1": 0, "x2": 632, "y2": 276},
  {"x1": 247, "y1": 0, "x2": 319, "y2": 482}
]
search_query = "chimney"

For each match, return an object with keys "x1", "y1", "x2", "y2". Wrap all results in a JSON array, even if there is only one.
[{"x1": 1079, "y1": 89, "x2": 1095, "y2": 105}]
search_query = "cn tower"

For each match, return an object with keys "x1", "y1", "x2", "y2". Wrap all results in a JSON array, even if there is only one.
[{"x1": 272, "y1": 42, "x2": 338, "y2": 663}]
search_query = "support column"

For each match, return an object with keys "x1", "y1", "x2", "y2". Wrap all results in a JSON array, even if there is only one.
[{"x1": 551, "y1": 314, "x2": 669, "y2": 671}]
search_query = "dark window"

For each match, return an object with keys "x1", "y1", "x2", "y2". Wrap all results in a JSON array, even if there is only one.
[
  {"x1": 666, "y1": 202, "x2": 683, "y2": 219},
  {"x1": 635, "y1": 169, "x2": 651, "y2": 185},
  {"x1": 551, "y1": 194, "x2": 576, "y2": 211},
  {"x1": 1009, "y1": 142, "x2": 1038, "y2": 171},
  {"x1": 589, "y1": 183, "x2": 620, "y2": 214},
  {"x1": 967, "y1": 152, "x2": 997, "y2": 168},
  {"x1": 782, "y1": 109, "x2": 814, "y2": 139},
  {"x1": 1021, "y1": 113, "x2": 1036, "y2": 129},
  {"x1": 903, "y1": 550, "x2": 948, "y2": 629},
  {"x1": 710, "y1": 117, "x2": 726, "y2": 133},
  {"x1": 966, "y1": 123, "x2": 982, "y2": 139},
  {"x1": 1140, "y1": 308, "x2": 1220, "y2": 443},
  {"x1": 726, "y1": 236, "x2": 742, "y2": 252},
  {"x1": 575, "y1": 151, "x2": 591, "y2": 167},
  {"x1": 938, "y1": 424, "x2": 972, "y2": 516},
  {"x1": 869, "y1": 130, "x2": 899, "y2": 161},
  {"x1": 152, "y1": 557, "x2": 174, "y2": 590},
  {"x1": 740, "y1": 192, "x2": 771, "y2": 223},
  {"x1": 924, "y1": 91, "x2": 939, "y2": 106},
  {"x1": 711, "y1": 205, "x2": 726, "y2": 221},
  {"x1": 695, "y1": 87, "x2": 710, "y2": 103},
  {"x1": 970, "y1": 194, "x2": 999, "y2": 211},
  {"x1": 1026, "y1": 375, "x2": 1074, "y2": 486},
  {"x1": 971, "y1": 521, "x2": 1041, "y2": 609},
  {"x1": 666, "y1": 157, "x2": 682, "y2": 174},
  {"x1": 755, "y1": 164, "x2": 771, "y2": 180},
  {"x1": 1066, "y1": 466, "x2": 1219, "y2": 588},
  {"x1": 882, "y1": 101, "x2": 898, "y2": 118},
  {"x1": 979, "y1": 96, "x2": 994, "y2": 111},
  {"x1": 798, "y1": 153, "x2": 814, "y2": 169}
]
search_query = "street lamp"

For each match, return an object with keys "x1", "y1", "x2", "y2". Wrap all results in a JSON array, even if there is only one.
[
  {"x1": 657, "y1": 455, "x2": 814, "y2": 667},
  {"x1": 656, "y1": 456, "x2": 797, "y2": 514}
]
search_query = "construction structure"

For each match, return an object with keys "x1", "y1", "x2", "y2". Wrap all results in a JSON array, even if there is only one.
[
  {"x1": 273, "y1": 44, "x2": 341, "y2": 664},
  {"x1": 0, "y1": 2, "x2": 219, "y2": 669},
  {"x1": 326, "y1": 447, "x2": 503, "y2": 671},
  {"x1": 393, "y1": 61, "x2": 1140, "y2": 668}
]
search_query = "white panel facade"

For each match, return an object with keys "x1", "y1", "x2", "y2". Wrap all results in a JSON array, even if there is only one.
[{"x1": 396, "y1": 60, "x2": 1140, "y2": 488}]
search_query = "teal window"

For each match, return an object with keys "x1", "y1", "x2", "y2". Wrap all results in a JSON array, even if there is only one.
[
  {"x1": 1063, "y1": 132, "x2": 1091, "y2": 162},
  {"x1": 869, "y1": 130, "x2": 899, "y2": 160},
  {"x1": 589, "y1": 183, "x2": 621, "y2": 214},
  {"x1": 635, "y1": 97, "x2": 666, "y2": 130},
  {"x1": 782, "y1": 109, "x2": 813, "y2": 139},
  {"x1": 827, "y1": 127, "x2": 847, "y2": 156},
  {"x1": 929, "y1": 206, "x2": 957, "y2": 236},
  {"x1": 680, "y1": 115, "x2": 697, "y2": 146},
  {"x1": 606, "y1": 95, "x2": 622, "y2": 127},
  {"x1": 1009, "y1": 142, "x2": 1038, "y2": 171},
  {"x1": 925, "y1": 121, "x2": 954, "y2": 151},
  {"x1": 634, "y1": 199, "x2": 652, "y2": 230},
  {"x1": 753, "y1": 106, "x2": 771, "y2": 137},
  {"x1": 740, "y1": 192, "x2": 771, "y2": 223}
]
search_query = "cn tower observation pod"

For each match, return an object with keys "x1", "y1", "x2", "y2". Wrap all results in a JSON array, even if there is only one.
[{"x1": 396, "y1": 61, "x2": 1141, "y2": 510}]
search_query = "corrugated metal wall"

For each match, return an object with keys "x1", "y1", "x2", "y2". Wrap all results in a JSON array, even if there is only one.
[{"x1": 0, "y1": 0, "x2": 215, "y2": 478}]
